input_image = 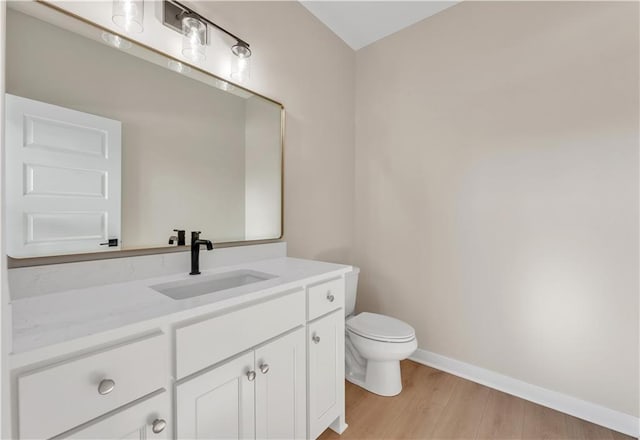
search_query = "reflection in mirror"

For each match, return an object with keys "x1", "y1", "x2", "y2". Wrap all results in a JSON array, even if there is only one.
[{"x1": 4, "y1": 3, "x2": 283, "y2": 259}]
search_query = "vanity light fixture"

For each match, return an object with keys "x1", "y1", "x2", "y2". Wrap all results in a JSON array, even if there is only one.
[
  {"x1": 162, "y1": 0, "x2": 252, "y2": 81},
  {"x1": 112, "y1": 0, "x2": 144, "y2": 33}
]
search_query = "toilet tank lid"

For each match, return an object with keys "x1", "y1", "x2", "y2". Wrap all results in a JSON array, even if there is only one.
[{"x1": 347, "y1": 312, "x2": 415, "y2": 341}]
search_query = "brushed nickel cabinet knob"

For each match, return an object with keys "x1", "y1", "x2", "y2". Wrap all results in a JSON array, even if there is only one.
[
  {"x1": 247, "y1": 370, "x2": 256, "y2": 381},
  {"x1": 98, "y1": 379, "x2": 115, "y2": 395},
  {"x1": 326, "y1": 291, "x2": 335, "y2": 302},
  {"x1": 152, "y1": 418, "x2": 167, "y2": 434},
  {"x1": 312, "y1": 335, "x2": 321, "y2": 344},
  {"x1": 260, "y1": 363, "x2": 270, "y2": 374}
]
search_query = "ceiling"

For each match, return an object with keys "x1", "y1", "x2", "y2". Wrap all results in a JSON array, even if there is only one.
[{"x1": 300, "y1": 1, "x2": 461, "y2": 50}]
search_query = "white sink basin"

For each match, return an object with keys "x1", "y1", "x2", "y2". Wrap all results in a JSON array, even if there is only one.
[{"x1": 151, "y1": 269, "x2": 277, "y2": 300}]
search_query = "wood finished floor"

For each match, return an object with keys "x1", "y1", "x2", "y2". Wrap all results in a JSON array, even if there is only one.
[{"x1": 319, "y1": 360, "x2": 635, "y2": 440}]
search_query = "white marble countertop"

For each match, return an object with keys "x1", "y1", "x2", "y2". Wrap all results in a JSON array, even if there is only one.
[{"x1": 11, "y1": 257, "x2": 351, "y2": 359}]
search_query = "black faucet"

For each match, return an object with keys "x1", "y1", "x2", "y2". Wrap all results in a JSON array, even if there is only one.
[{"x1": 190, "y1": 231, "x2": 214, "y2": 275}]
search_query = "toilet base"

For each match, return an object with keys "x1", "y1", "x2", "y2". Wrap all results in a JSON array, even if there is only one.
[
  {"x1": 346, "y1": 359, "x2": 402, "y2": 397},
  {"x1": 344, "y1": 320, "x2": 417, "y2": 398}
]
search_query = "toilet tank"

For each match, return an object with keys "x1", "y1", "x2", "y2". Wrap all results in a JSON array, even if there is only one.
[{"x1": 345, "y1": 266, "x2": 360, "y2": 317}]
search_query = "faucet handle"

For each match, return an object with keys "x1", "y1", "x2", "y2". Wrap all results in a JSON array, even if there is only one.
[
  {"x1": 173, "y1": 229, "x2": 186, "y2": 245},
  {"x1": 191, "y1": 231, "x2": 202, "y2": 242}
]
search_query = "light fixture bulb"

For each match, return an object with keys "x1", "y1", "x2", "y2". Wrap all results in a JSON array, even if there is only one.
[
  {"x1": 112, "y1": 0, "x2": 144, "y2": 33},
  {"x1": 181, "y1": 15, "x2": 206, "y2": 63}
]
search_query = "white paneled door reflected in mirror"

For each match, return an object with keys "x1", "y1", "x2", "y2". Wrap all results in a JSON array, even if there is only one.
[{"x1": 4, "y1": 2, "x2": 283, "y2": 259}]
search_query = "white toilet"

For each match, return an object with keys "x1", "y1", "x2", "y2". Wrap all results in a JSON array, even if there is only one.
[{"x1": 344, "y1": 267, "x2": 417, "y2": 397}]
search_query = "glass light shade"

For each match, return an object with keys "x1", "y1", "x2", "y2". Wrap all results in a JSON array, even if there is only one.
[
  {"x1": 182, "y1": 16, "x2": 206, "y2": 63},
  {"x1": 112, "y1": 0, "x2": 144, "y2": 33},
  {"x1": 230, "y1": 52, "x2": 251, "y2": 83}
]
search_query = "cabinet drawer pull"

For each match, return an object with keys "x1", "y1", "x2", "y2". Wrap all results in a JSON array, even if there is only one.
[
  {"x1": 326, "y1": 291, "x2": 335, "y2": 302},
  {"x1": 247, "y1": 370, "x2": 256, "y2": 381},
  {"x1": 259, "y1": 363, "x2": 270, "y2": 374},
  {"x1": 152, "y1": 418, "x2": 167, "y2": 434},
  {"x1": 312, "y1": 335, "x2": 321, "y2": 344},
  {"x1": 97, "y1": 379, "x2": 115, "y2": 395}
]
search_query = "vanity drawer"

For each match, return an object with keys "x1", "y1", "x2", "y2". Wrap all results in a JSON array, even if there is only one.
[
  {"x1": 18, "y1": 332, "x2": 168, "y2": 440},
  {"x1": 60, "y1": 390, "x2": 170, "y2": 439},
  {"x1": 307, "y1": 278, "x2": 344, "y2": 321},
  {"x1": 176, "y1": 290, "x2": 305, "y2": 379}
]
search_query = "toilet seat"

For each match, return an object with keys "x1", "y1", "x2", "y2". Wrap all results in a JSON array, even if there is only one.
[{"x1": 347, "y1": 312, "x2": 415, "y2": 343}]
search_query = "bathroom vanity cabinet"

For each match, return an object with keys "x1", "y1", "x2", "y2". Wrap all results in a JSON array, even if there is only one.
[
  {"x1": 9, "y1": 258, "x2": 350, "y2": 440},
  {"x1": 305, "y1": 273, "x2": 347, "y2": 439},
  {"x1": 174, "y1": 289, "x2": 307, "y2": 439},
  {"x1": 177, "y1": 328, "x2": 306, "y2": 439},
  {"x1": 308, "y1": 310, "x2": 344, "y2": 439}
]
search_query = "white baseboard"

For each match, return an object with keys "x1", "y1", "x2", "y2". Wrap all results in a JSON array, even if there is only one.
[{"x1": 409, "y1": 348, "x2": 639, "y2": 438}]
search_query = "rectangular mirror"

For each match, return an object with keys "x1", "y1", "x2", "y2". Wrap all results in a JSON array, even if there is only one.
[{"x1": 4, "y1": 2, "x2": 283, "y2": 259}]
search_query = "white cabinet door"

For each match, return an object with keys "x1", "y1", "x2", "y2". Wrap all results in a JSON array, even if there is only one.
[
  {"x1": 60, "y1": 391, "x2": 170, "y2": 440},
  {"x1": 176, "y1": 352, "x2": 255, "y2": 439},
  {"x1": 5, "y1": 93, "x2": 122, "y2": 257},
  {"x1": 255, "y1": 328, "x2": 306, "y2": 440},
  {"x1": 308, "y1": 311, "x2": 343, "y2": 440}
]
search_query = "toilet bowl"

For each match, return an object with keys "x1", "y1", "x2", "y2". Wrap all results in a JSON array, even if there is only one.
[{"x1": 344, "y1": 268, "x2": 417, "y2": 397}]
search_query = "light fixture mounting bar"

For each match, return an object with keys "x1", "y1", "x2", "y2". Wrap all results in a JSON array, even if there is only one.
[{"x1": 162, "y1": 0, "x2": 250, "y2": 49}]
